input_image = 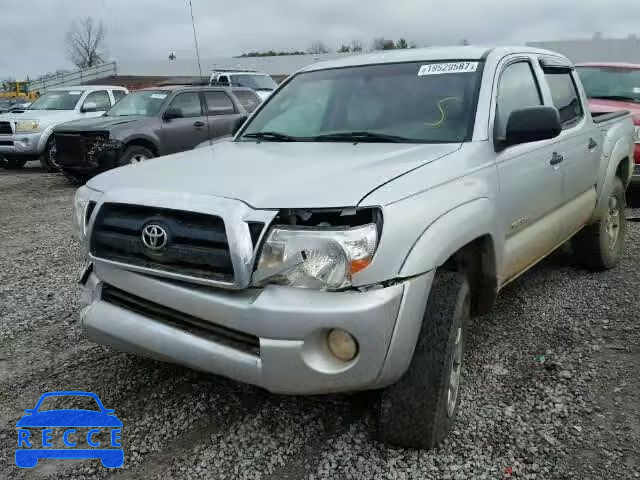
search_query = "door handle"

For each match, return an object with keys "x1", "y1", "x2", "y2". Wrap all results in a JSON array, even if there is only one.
[
  {"x1": 193, "y1": 121, "x2": 205, "y2": 128},
  {"x1": 588, "y1": 138, "x2": 598, "y2": 149},
  {"x1": 550, "y1": 152, "x2": 564, "y2": 166}
]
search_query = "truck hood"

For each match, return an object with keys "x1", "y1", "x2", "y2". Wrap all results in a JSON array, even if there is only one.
[
  {"x1": 55, "y1": 115, "x2": 147, "y2": 132},
  {"x1": 87, "y1": 140, "x2": 461, "y2": 208},
  {"x1": 588, "y1": 98, "x2": 640, "y2": 122},
  {"x1": 0, "y1": 109, "x2": 78, "y2": 127}
]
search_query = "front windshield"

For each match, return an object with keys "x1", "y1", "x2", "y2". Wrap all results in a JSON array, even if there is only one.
[
  {"x1": 106, "y1": 90, "x2": 169, "y2": 116},
  {"x1": 240, "y1": 61, "x2": 482, "y2": 143},
  {"x1": 27, "y1": 90, "x2": 84, "y2": 110},
  {"x1": 231, "y1": 74, "x2": 277, "y2": 91},
  {"x1": 576, "y1": 66, "x2": 640, "y2": 103}
]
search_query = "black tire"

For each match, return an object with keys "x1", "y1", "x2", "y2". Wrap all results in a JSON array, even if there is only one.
[
  {"x1": 39, "y1": 137, "x2": 59, "y2": 172},
  {"x1": 377, "y1": 270, "x2": 470, "y2": 449},
  {"x1": 0, "y1": 156, "x2": 27, "y2": 169},
  {"x1": 572, "y1": 177, "x2": 626, "y2": 270},
  {"x1": 117, "y1": 145, "x2": 155, "y2": 167},
  {"x1": 61, "y1": 168, "x2": 92, "y2": 185}
]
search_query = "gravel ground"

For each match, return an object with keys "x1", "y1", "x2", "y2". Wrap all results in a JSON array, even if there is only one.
[{"x1": 0, "y1": 164, "x2": 639, "y2": 479}]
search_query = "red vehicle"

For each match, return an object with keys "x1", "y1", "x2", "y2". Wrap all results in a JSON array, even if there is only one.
[{"x1": 575, "y1": 63, "x2": 640, "y2": 186}]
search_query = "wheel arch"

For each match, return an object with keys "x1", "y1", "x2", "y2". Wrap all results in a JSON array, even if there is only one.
[
  {"x1": 399, "y1": 198, "x2": 501, "y2": 317},
  {"x1": 122, "y1": 136, "x2": 159, "y2": 157}
]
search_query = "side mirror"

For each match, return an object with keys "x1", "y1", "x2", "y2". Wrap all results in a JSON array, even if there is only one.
[
  {"x1": 81, "y1": 102, "x2": 97, "y2": 113},
  {"x1": 231, "y1": 116, "x2": 248, "y2": 135},
  {"x1": 502, "y1": 106, "x2": 561, "y2": 148},
  {"x1": 163, "y1": 108, "x2": 182, "y2": 121}
]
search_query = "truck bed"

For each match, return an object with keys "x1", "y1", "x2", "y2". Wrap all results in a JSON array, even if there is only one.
[{"x1": 591, "y1": 109, "x2": 630, "y2": 125}]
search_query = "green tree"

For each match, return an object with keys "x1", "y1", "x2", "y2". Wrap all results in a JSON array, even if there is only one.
[
  {"x1": 337, "y1": 44, "x2": 351, "y2": 53},
  {"x1": 396, "y1": 38, "x2": 409, "y2": 49}
]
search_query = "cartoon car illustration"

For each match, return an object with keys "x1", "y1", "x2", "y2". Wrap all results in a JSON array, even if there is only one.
[{"x1": 15, "y1": 391, "x2": 123, "y2": 468}]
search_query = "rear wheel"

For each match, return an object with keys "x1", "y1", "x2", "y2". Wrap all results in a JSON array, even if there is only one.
[
  {"x1": 0, "y1": 156, "x2": 27, "y2": 169},
  {"x1": 39, "y1": 137, "x2": 59, "y2": 172},
  {"x1": 572, "y1": 177, "x2": 626, "y2": 270},
  {"x1": 118, "y1": 145, "x2": 154, "y2": 166},
  {"x1": 376, "y1": 270, "x2": 470, "y2": 449}
]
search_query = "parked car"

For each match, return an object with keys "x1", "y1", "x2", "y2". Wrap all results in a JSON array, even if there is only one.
[
  {"x1": 0, "y1": 99, "x2": 30, "y2": 114},
  {"x1": 209, "y1": 69, "x2": 278, "y2": 101},
  {"x1": 54, "y1": 85, "x2": 258, "y2": 184},
  {"x1": 75, "y1": 46, "x2": 634, "y2": 449},
  {"x1": 575, "y1": 63, "x2": 640, "y2": 186},
  {"x1": 0, "y1": 86, "x2": 128, "y2": 170}
]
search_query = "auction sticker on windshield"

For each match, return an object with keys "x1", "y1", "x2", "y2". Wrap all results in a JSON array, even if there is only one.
[
  {"x1": 418, "y1": 62, "x2": 479, "y2": 76},
  {"x1": 150, "y1": 94, "x2": 167, "y2": 99}
]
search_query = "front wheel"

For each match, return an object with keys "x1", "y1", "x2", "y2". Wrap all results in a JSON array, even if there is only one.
[
  {"x1": 39, "y1": 137, "x2": 59, "y2": 172},
  {"x1": 118, "y1": 145, "x2": 155, "y2": 166},
  {"x1": 572, "y1": 177, "x2": 626, "y2": 270},
  {"x1": 376, "y1": 270, "x2": 470, "y2": 449}
]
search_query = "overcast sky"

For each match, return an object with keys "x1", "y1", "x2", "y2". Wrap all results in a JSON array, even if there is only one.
[{"x1": 2, "y1": 0, "x2": 640, "y2": 77}]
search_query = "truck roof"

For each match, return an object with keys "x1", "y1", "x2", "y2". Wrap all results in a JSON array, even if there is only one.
[
  {"x1": 138, "y1": 85, "x2": 257, "y2": 94},
  {"x1": 48, "y1": 85, "x2": 127, "y2": 91},
  {"x1": 575, "y1": 62, "x2": 640, "y2": 69},
  {"x1": 302, "y1": 46, "x2": 569, "y2": 72}
]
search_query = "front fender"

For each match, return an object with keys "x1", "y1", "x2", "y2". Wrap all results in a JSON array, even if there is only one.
[{"x1": 399, "y1": 197, "x2": 502, "y2": 278}]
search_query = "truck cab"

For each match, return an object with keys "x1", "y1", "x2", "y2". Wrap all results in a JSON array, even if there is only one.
[{"x1": 209, "y1": 70, "x2": 278, "y2": 101}]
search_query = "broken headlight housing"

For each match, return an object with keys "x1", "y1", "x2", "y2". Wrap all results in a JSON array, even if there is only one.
[
  {"x1": 253, "y1": 224, "x2": 378, "y2": 291},
  {"x1": 72, "y1": 186, "x2": 98, "y2": 247}
]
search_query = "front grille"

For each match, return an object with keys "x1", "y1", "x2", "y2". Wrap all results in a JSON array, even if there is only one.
[
  {"x1": 90, "y1": 203, "x2": 235, "y2": 282},
  {"x1": 55, "y1": 132, "x2": 109, "y2": 167},
  {"x1": 0, "y1": 141, "x2": 12, "y2": 146},
  {"x1": 101, "y1": 283, "x2": 260, "y2": 356},
  {"x1": 0, "y1": 122, "x2": 12, "y2": 135}
]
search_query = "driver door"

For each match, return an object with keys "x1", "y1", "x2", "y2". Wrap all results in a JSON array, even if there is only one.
[
  {"x1": 160, "y1": 92, "x2": 209, "y2": 154},
  {"x1": 493, "y1": 58, "x2": 565, "y2": 283}
]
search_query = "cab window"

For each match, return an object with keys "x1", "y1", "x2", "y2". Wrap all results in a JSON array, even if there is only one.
[
  {"x1": 496, "y1": 62, "x2": 542, "y2": 139},
  {"x1": 544, "y1": 71, "x2": 583, "y2": 127},
  {"x1": 83, "y1": 90, "x2": 112, "y2": 111}
]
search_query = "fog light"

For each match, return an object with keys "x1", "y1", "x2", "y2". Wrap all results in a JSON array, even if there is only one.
[{"x1": 327, "y1": 329, "x2": 358, "y2": 361}]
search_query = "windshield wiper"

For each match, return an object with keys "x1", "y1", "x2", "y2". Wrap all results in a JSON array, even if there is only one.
[
  {"x1": 242, "y1": 131, "x2": 298, "y2": 142},
  {"x1": 590, "y1": 95, "x2": 640, "y2": 103},
  {"x1": 313, "y1": 131, "x2": 413, "y2": 143}
]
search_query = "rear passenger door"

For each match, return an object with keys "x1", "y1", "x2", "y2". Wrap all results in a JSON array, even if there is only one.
[
  {"x1": 539, "y1": 59, "x2": 600, "y2": 237},
  {"x1": 202, "y1": 91, "x2": 245, "y2": 140},
  {"x1": 492, "y1": 58, "x2": 565, "y2": 282},
  {"x1": 159, "y1": 91, "x2": 209, "y2": 154}
]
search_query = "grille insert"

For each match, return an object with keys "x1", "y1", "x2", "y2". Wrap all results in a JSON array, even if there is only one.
[{"x1": 101, "y1": 284, "x2": 260, "y2": 356}]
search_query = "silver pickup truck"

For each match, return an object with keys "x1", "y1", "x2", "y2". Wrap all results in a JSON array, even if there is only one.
[
  {"x1": 74, "y1": 46, "x2": 634, "y2": 449},
  {"x1": 0, "y1": 85, "x2": 128, "y2": 171}
]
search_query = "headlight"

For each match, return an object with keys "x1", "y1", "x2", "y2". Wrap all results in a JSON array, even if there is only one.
[
  {"x1": 72, "y1": 186, "x2": 93, "y2": 246},
  {"x1": 253, "y1": 224, "x2": 378, "y2": 290},
  {"x1": 634, "y1": 126, "x2": 640, "y2": 144},
  {"x1": 15, "y1": 120, "x2": 40, "y2": 133}
]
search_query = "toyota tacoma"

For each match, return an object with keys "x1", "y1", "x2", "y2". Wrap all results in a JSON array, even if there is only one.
[{"x1": 74, "y1": 46, "x2": 634, "y2": 448}]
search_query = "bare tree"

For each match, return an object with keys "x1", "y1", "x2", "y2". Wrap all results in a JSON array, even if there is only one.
[
  {"x1": 350, "y1": 39, "x2": 363, "y2": 52},
  {"x1": 308, "y1": 41, "x2": 329, "y2": 54},
  {"x1": 66, "y1": 17, "x2": 106, "y2": 69}
]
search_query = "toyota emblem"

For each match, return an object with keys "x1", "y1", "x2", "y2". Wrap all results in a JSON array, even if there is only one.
[{"x1": 141, "y1": 224, "x2": 168, "y2": 250}]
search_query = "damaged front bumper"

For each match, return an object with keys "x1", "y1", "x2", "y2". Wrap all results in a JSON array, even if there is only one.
[
  {"x1": 80, "y1": 262, "x2": 434, "y2": 394},
  {"x1": 55, "y1": 132, "x2": 123, "y2": 171}
]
